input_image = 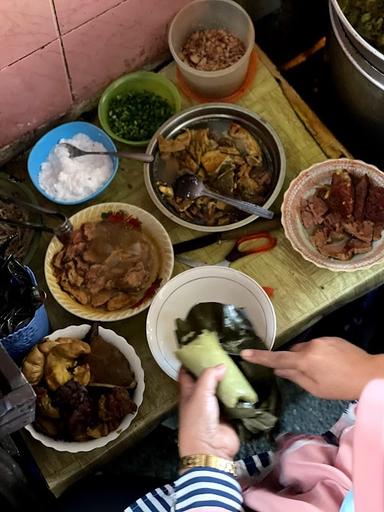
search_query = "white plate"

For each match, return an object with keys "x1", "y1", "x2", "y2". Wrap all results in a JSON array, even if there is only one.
[
  {"x1": 24, "y1": 324, "x2": 145, "y2": 453},
  {"x1": 146, "y1": 266, "x2": 276, "y2": 380}
]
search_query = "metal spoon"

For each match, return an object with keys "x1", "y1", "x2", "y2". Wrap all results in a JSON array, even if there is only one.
[
  {"x1": 59, "y1": 142, "x2": 154, "y2": 163},
  {"x1": 174, "y1": 174, "x2": 274, "y2": 220}
]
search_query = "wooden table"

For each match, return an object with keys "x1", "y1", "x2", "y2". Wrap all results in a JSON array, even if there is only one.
[{"x1": 21, "y1": 46, "x2": 384, "y2": 497}]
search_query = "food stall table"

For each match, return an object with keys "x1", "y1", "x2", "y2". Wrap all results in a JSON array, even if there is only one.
[{"x1": 22, "y1": 45, "x2": 384, "y2": 496}]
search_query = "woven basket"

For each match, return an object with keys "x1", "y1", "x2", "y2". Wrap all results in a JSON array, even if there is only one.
[{"x1": 0, "y1": 267, "x2": 50, "y2": 362}]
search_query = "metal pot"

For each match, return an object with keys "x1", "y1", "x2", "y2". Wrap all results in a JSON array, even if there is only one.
[
  {"x1": 329, "y1": 0, "x2": 384, "y2": 73},
  {"x1": 328, "y1": 1, "x2": 384, "y2": 147}
]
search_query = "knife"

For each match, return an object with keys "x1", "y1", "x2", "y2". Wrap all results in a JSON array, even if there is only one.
[{"x1": 172, "y1": 215, "x2": 281, "y2": 255}]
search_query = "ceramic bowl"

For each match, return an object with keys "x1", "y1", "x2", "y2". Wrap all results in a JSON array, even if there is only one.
[
  {"x1": 44, "y1": 202, "x2": 174, "y2": 321},
  {"x1": 146, "y1": 266, "x2": 276, "y2": 380},
  {"x1": 24, "y1": 324, "x2": 145, "y2": 453},
  {"x1": 281, "y1": 158, "x2": 384, "y2": 272},
  {"x1": 27, "y1": 121, "x2": 119, "y2": 206}
]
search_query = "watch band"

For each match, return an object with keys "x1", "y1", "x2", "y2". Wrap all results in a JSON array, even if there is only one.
[{"x1": 179, "y1": 454, "x2": 237, "y2": 476}]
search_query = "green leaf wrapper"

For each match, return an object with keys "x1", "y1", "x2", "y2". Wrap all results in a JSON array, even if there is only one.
[{"x1": 175, "y1": 303, "x2": 280, "y2": 435}]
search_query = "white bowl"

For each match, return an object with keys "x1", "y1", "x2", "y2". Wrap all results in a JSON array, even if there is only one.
[
  {"x1": 45, "y1": 202, "x2": 174, "y2": 321},
  {"x1": 146, "y1": 266, "x2": 276, "y2": 380},
  {"x1": 24, "y1": 324, "x2": 145, "y2": 453}
]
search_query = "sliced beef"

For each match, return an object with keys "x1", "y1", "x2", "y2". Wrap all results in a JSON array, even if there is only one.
[
  {"x1": 318, "y1": 241, "x2": 353, "y2": 261},
  {"x1": 310, "y1": 227, "x2": 329, "y2": 249},
  {"x1": 300, "y1": 199, "x2": 316, "y2": 230},
  {"x1": 373, "y1": 222, "x2": 384, "y2": 241},
  {"x1": 328, "y1": 170, "x2": 354, "y2": 218},
  {"x1": 353, "y1": 174, "x2": 369, "y2": 221},
  {"x1": 343, "y1": 220, "x2": 374, "y2": 243},
  {"x1": 347, "y1": 238, "x2": 372, "y2": 255},
  {"x1": 365, "y1": 184, "x2": 384, "y2": 223},
  {"x1": 308, "y1": 195, "x2": 328, "y2": 224}
]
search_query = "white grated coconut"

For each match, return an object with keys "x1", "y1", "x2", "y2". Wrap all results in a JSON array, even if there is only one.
[{"x1": 38, "y1": 133, "x2": 114, "y2": 201}]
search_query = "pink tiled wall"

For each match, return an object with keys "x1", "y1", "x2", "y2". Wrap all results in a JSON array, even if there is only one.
[{"x1": 0, "y1": 0, "x2": 192, "y2": 149}]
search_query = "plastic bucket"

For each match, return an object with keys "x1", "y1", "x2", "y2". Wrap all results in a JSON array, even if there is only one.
[
  {"x1": 0, "y1": 267, "x2": 49, "y2": 362},
  {"x1": 169, "y1": 0, "x2": 255, "y2": 98}
]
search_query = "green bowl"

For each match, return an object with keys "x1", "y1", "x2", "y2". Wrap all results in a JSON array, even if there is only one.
[{"x1": 98, "y1": 71, "x2": 182, "y2": 147}]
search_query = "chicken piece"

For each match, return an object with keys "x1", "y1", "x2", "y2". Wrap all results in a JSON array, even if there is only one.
[
  {"x1": 87, "y1": 423, "x2": 109, "y2": 439},
  {"x1": 107, "y1": 292, "x2": 135, "y2": 311},
  {"x1": 60, "y1": 277, "x2": 90, "y2": 305},
  {"x1": 71, "y1": 228, "x2": 86, "y2": 245},
  {"x1": 228, "y1": 122, "x2": 263, "y2": 165},
  {"x1": 34, "y1": 416, "x2": 61, "y2": 438},
  {"x1": 118, "y1": 265, "x2": 150, "y2": 291},
  {"x1": 107, "y1": 292, "x2": 136, "y2": 311},
  {"x1": 201, "y1": 150, "x2": 229, "y2": 174},
  {"x1": 66, "y1": 261, "x2": 84, "y2": 287},
  {"x1": 34, "y1": 387, "x2": 60, "y2": 418},
  {"x1": 63, "y1": 242, "x2": 86, "y2": 262},
  {"x1": 52, "y1": 249, "x2": 65, "y2": 270},
  {"x1": 91, "y1": 290, "x2": 114, "y2": 308},
  {"x1": 82, "y1": 222, "x2": 99, "y2": 241},
  {"x1": 158, "y1": 130, "x2": 191, "y2": 153}
]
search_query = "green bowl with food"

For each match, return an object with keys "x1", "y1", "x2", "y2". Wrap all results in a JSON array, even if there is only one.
[{"x1": 98, "y1": 71, "x2": 182, "y2": 147}]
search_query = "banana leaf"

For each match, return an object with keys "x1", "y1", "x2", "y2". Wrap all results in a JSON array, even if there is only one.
[{"x1": 175, "y1": 302, "x2": 280, "y2": 435}]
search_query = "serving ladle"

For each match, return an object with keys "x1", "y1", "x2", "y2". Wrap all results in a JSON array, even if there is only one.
[
  {"x1": 173, "y1": 174, "x2": 274, "y2": 220},
  {"x1": 60, "y1": 142, "x2": 154, "y2": 164}
]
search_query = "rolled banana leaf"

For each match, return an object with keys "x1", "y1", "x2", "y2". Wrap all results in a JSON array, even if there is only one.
[
  {"x1": 175, "y1": 303, "x2": 279, "y2": 435},
  {"x1": 176, "y1": 330, "x2": 257, "y2": 408}
]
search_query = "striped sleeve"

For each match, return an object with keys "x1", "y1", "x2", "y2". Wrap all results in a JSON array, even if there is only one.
[
  {"x1": 124, "y1": 468, "x2": 243, "y2": 512},
  {"x1": 174, "y1": 467, "x2": 243, "y2": 512}
]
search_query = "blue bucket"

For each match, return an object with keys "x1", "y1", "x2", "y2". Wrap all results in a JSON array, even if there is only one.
[{"x1": 0, "y1": 267, "x2": 50, "y2": 362}]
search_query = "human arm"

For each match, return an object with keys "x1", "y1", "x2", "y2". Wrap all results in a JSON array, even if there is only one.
[
  {"x1": 241, "y1": 336, "x2": 384, "y2": 400},
  {"x1": 125, "y1": 365, "x2": 243, "y2": 512}
]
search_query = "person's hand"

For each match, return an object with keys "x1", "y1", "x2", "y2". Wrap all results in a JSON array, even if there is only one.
[
  {"x1": 178, "y1": 365, "x2": 240, "y2": 460},
  {"x1": 241, "y1": 337, "x2": 384, "y2": 400}
]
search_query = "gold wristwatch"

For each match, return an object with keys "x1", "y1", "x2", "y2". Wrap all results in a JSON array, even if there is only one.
[{"x1": 179, "y1": 454, "x2": 237, "y2": 476}]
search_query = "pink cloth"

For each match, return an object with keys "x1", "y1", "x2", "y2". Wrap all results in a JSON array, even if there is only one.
[{"x1": 242, "y1": 406, "x2": 357, "y2": 512}]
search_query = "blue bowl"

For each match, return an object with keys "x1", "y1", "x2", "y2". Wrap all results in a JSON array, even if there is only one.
[{"x1": 27, "y1": 121, "x2": 119, "y2": 206}]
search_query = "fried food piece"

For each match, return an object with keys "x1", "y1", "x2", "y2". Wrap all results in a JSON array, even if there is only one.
[
  {"x1": 73, "y1": 364, "x2": 91, "y2": 386},
  {"x1": 35, "y1": 386, "x2": 60, "y2": 419},
  {"x1": 45, "y1": 352, "x2": 75, "y2": 391},
  {"x1": 34, "y1": 416, "x2": 61, "y2": 438},
  {"x1": 201, "y1": 150, "x2": 228, "y2": 174},
  {"x1": 22, "y1": 345, "x2": 45, "y2": 385},
  {"x1": 98, "y1": 387, "x2": 137, "y2": 430},
  {"x1": 51, "y1": 339, "x2": 91, "y2": 359}
]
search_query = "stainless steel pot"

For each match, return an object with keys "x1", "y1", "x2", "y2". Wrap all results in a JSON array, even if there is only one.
[
  {"x1": 329, "y1": 0, "x2": 384, "y2": 73},
  {"x1": 144, "y1": 103, "x2": 286, "y2": 233},
  {"x1": 328, "y1": 1, "x2": 384, "y2": 147}
]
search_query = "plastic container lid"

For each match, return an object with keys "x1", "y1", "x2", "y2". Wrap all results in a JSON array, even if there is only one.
[{"x1": 169, "y1": 0, "x2": 255, "y2": 98}]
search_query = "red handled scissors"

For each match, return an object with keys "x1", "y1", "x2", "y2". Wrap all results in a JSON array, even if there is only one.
[
  {"x1": 176, "y1": 231, "x2": 277, "y2": 267},
  {"x1": 176, "y1": 231, "x2": 277, "y2": 297}
]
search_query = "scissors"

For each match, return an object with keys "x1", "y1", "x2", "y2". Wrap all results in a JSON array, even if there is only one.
[{"x1": 176, "y1": 231, "x2": 277, "y2": 268}]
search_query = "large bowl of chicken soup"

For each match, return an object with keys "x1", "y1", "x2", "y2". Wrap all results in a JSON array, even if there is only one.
[{"x1": 44, "y1": 203, "x2": 174, "y2": 321}]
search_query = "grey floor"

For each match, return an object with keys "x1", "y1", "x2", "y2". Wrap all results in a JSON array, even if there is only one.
[{"x1": 102, "y1": 379, "x2": 348, "y2": 482}]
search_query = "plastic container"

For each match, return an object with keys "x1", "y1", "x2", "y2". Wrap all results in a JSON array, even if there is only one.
[
  {"x1": 0, "y1": 267, "x2": 50, "y2": 363},
  {"x1": 168, "y1": 0, "x2": 255, "y2": 98},
  {"x1": 98, "y1": 71, "x2": 182, "y2": 146}
]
